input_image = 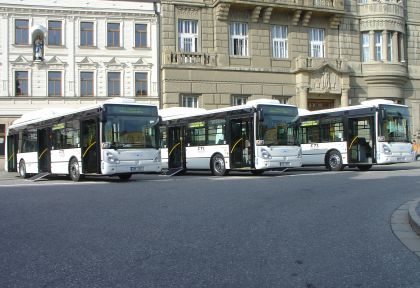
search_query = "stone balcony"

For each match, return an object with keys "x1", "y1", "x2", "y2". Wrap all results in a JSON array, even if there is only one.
[
  {"x1": 358, "y1": 0, "x2": 404, "y2": 18},
  {"x1": 362, "y1": 62, "x2": 408, "y2": 85},
  {"x1": 213, "y1": 0, "x2": 344, "y2": 28},
  {"x1": 163, "y1": 51, "x2": 217, "y2": 66}
]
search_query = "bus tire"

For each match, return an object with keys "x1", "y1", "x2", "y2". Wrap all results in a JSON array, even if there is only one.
[
  {"x1": 19, "y1": 159, "x2": 28, "y2": 178},
  {"x1": 211, "y1": 154, "x2": 228, "y2": 176},
  {"x1": 69, "y1": 158, "x2": 83, "y2": 182},
  {"x1": 251, "y1": 170, "x2": 264, "y2": 176},
  {"x1": 118, "y1": 174, "x2": 132, "y2": 180},
  {"x1": 357, "y1": 165, "x2": 372, "y2": 171},
  {"x1": 326, "y1": 150, "x2": 344, "y2": 171}
]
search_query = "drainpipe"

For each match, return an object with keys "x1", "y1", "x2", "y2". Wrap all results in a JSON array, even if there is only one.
[{"x1": 153, "y1": 1, "x2": 162, "y2": 109}]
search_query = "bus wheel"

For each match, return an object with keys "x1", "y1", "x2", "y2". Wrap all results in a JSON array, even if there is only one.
[
  {"x1": 19, "y1": 160, "x2": 28, "y2": 178},
  {"x1": 326, "y1": 151, "x2": 344, "y2": 171},
  {"x1": 251, "y1": 170, "x2": 264, "y2": 176},
  {"x1": 211, "y1": 154, "x2": 228, "y2": 176},
  {"x1": 357, "y1": 165, "x2": 372, "y2": 171},
  {"x1": 119, "y1": 174, "x2": 132, "y2": 180},
  {"x1": 69, "y1": 158, "x2": 83, "y2": 182}
]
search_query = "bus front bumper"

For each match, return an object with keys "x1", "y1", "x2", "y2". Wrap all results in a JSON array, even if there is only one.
[
  {"x1": 101, "y1": 160, "x2": 161, "y2": 175},
  {"x1": 255, "y1": 156, "x2": 303, "y2": 170}
]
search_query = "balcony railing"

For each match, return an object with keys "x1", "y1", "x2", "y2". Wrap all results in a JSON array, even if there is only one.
[
  {"x1": 358, "y1": 0, "x2": 404, "y2": 18},
  {"x1": 165, "y1": 51, "x2": 216, "y2": 66}
]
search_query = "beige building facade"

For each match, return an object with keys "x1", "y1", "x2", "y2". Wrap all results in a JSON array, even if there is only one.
[{"x1": 160, "y1": 0, "x2": 420, "y2": 139}]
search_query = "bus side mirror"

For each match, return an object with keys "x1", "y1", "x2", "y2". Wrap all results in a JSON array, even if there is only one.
[
  {"x1": 257, "y1": 110, "x2": 264, "y2": 122},
  {"x1": 380, "y1": 109, "x2": 387, "y2": 120},
  {"x1": 158, "y1": 116, "x2": 162, "y2": 123},
  {"x1": 100, "y1": 110, "x2": 107, "y2": 123}
]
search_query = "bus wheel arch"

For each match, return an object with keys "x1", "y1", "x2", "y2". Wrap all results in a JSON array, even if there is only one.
[
  {"x1": 18, "y1": 159, "x2": 29, "y2": 178},
  {"x1": 325, "y1": 149, "x2": 344, "y2": 171},
  {"x1": 69, "y1": 157, "x2": 84, "y2": 182},
  {"x1": 210, "y1": 153, "x2": 229, "y2": 176}
]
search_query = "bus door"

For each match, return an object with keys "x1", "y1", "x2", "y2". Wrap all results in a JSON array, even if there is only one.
[
  {"x1": 229, "y1": 117, "x2": 253, "y2": 169},
  {"x1": 6, "y1": 134, "x2": 18, "y2": 172},
  {"x1": 38, "y1": 128, "x2": 51, "y2": 173},
  {"x1": 167, "y1": 125, "x2": 185, "y2": 170},
  {"x1": 81, "y1": 118, "x2": 99, "y2": 174},
  {"x1": 347, "y1": 116, "x2": 375, "y2": 164}
]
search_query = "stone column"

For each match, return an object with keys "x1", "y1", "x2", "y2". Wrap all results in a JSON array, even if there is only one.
[
  {"x1": 392, "y1": 31, "x2": 399, "y2": 63},
  {"x1": 369, "y1": 31, "x2": 375, "y2": 61},
  {"x1": 341, "y1": 89, "x2": 349, "y2": 107},
  {"x1": 400, "y1": 33, "x2": 405, "y2": 62},
  {"x1": 382, "y1": 30, "x2": 387, "y2": 62},
  {"x1": 298, "y1": 87, "x2": 308, "y2": 110}
]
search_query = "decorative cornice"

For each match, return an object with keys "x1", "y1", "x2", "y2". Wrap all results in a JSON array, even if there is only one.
[
  {"x1": 360, "y1": 18, "x2": 405, "y2": 33},
  {"x1": 176, "y1": 6, "x2": 200, "y2": 17}
]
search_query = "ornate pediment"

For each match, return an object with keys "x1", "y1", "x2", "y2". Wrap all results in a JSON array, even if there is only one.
[
  {"x1": 104, "y1": 57, "x2": 125, "y2": 68},
  {"x1": 11, "y1": 55, "x2": 30, "y2": 65},
  {"x1": 77, "y1": 57, "x2": 98, "y2": 68},
  {"x1": 46, "y1": 56, "x2": 67, "y2": 67}
]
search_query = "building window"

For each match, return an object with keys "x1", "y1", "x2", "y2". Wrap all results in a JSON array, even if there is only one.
[
  {"x1": 107, "y1": 23, "x2": 120, "y2": 47},
  {"x1": 309, "y1": 28, "x2": 325, "y2": 58},
  {"x1": 178, "y1": 19, "x2": 198, "y2": 52},
  {"x1": 48, "y1": 71, "x2": 62, "y2": 97},
  {"x1": 80, "y1": 22, "x2": 94, "y2": 47},
  {"x1": 15, "y1": 71, "x2": 28, "y2": 96},
  {"x1": 107, "y1": 72, "x2": 121, "y2": 96},
  {"x1": 80, "y1": 72, "x2": 94, "y2": 97},
  {"x1": 48, "y1": 20, "x2": 62, "y2": 46},
  {"x1": 387, "y1": 31, "x2": 393, "y2": 62},
  {"x1": 15, "y1": 19, "x2": 29, "y2": 45},
  {"x1": 0, "y1": 124, "x2": 5, "y2": 157},
  {"x1": 135, "y1": 24, "x2": 148, "y2": 48},
  {"x1": 135, "y1": 72, "x2": 148, "y2": 96},
  {"x1": 182, "y1": 95, "x2": 199, "y2": 108},
  {"x1": 374, "y1": 31, "x2": 382, "y2": 61},
  {"x1": 361, "y1": 32, "x2": 369, "y2": 62},
  {"x1": 230, "y1": 22, "x2": 248, "y2": 56},
  {"x1": 232, "y1": 95, "x2": 247, "y2": 106},
  {"x1": 271, "y1": 25, "x2": 288, "y2": 59}
]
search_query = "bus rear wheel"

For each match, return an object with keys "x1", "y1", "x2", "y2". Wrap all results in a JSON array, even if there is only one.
[
  {"x1": 211, "y1": 154, "x2": 228, "y2": 176},
  {"x1": 69, "y1": 158, "x2": 83, "y2": 182},
  {"x1": 118, "y1": 174, "x2": 132, "y2": 180},
  {"x1": 357, "y1": 165, "x2": 372, "y2": 171},
  {"x1": 326, "y1": 151, "x2": 344, "y2": 171},
  {"x1": 19, "y1": 160, "x2": 28, "y2": 178}
]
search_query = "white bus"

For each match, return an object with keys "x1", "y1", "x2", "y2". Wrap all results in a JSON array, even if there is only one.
[
  {"x1": 5, "y1": 98, "x2": 161, "y2": 181},
  {"x1": 299, "y1": 100, "x2": 415, "y2": 171},
  {"x1": 159, "y1": 99, "x2": 302, "y2": 176}
]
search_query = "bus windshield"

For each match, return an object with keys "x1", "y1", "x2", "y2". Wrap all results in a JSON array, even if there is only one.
[
  {"x1": 380, "y1": 105, "x2": 410, "y2": 143},
  {"x1": 103, "y1": 105, "x2": 159, "y2": 149},
  {"x1": 257, "y1": 105, "x2": 299, "y2": 146}
]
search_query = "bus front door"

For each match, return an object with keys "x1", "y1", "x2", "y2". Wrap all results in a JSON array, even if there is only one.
[
  {"x1": 38, "y1": 128, "x2": 51, "y2": 173},
  {"x1": 7, "y1": 134, "x2": 18, "y2": 172},
  {"x1": 229, "y1": 118, "x2": 253, "y2": 169},
  {"x1": 167, "y1": 126, "x2": 185, "y2": 170},
  {"x1": 81, "y1": 119, "x2": 99, "y2": 174},
  {"x1": 348, "y1": 116, "x2": 375, "y2": 165}
]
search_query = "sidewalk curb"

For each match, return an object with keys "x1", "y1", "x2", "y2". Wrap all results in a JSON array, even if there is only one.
[{"x1": 408, "y1": 197, "x2": 420, "y2": 237}]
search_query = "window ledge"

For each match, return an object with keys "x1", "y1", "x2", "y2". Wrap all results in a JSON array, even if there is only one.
[
  {"x1": 133, "y1": 46, "x2": 151, "y2": 50},
  {"x1": 105, "y1": 46, "x2": 124, "y2": 50},
  {"x1": 46, "y1": 45, "x2": 66, "y2": 49},
  {"x1": 79, "y1": 45, "x2": 98, "y2": 49},
  {"x1": 12, "y1": 44, "x2": 31, "y2": 48}
]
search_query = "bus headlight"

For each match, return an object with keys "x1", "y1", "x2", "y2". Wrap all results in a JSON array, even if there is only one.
[
  {"x1": 106, "y1": 152, "x2": 120, "y2": 163},
  {"x1": 261, "y1": 148, "x2": 272, "y2": 159},
  {"x1": 383, "y1": 144, "x2": 392, "y2": 155}
]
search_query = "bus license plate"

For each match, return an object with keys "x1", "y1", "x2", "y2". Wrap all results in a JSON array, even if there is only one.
[
  {"x1": 131, "y1": 166, "x2": 144, "y2": 172},
  {"x1": 279, "y1": 162, "x2": 290, "y2": 167}
]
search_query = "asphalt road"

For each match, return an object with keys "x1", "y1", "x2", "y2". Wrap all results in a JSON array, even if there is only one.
[{"x1": 1, "y1": 162, "x2": 420, "y2": 288}]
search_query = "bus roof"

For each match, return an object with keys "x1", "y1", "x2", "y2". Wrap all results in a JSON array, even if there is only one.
[
  {"x1": 160, "y1": 99, "x2": 297, "y2": 121},
  {"x1": 298, "y1": 99, "x2": 407, "y2": 117},
  {"x1": 9, "y1": 98, "x2": 157, "y2": 130}
]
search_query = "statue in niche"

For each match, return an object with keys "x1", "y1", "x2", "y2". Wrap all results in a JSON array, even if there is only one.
[
  {"x1": 321, "y1": 69, "x2": 330, "y2": 90},
  {"x1": 34, "y1": 35, "x2": 44, "y2": 61}
]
